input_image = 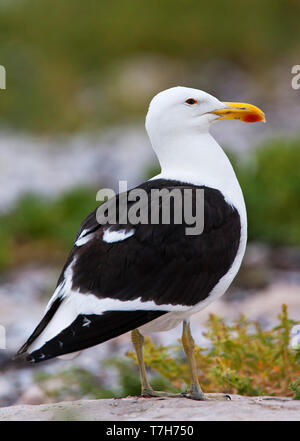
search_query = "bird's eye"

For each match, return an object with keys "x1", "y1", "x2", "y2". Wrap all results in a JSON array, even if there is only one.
[{"x1": 185, "y1": 98, "x2": 197, "y2": 105}]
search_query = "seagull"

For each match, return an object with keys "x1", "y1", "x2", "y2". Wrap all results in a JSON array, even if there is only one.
[{"x1": 17, "y1": 87, "x2": 265, "y2": 400}]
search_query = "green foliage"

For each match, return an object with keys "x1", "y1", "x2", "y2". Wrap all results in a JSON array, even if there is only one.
[
  {"x1": 35, "y1": 358, "x2": 173, "y2": 401},
  {"x1": 234, "y1": 138, "x2": 300, "y2": 246},
  {"x1": 0, "y1": 137, "x2": 299, "y2": 272},
  {"x1": 127, "y1": 305, "x2": 300, "y2": 398},
  {"x1": 0, "y1": 187, "x2": 98, "y2": 272},
  {"x1": 147, "y1": 137, "x2": 300, "y2": 247},
  {"x1": 0, "y1": 231, "x2": 13, "y2": 273},
  {"x1": 1, "y1": 0, "x2": 300, "y2": 132},
  {"x1": 33, "y1": 306, "x2": 300, "y2": 401},
  {"x1": 289, "y1": 380, "x2": 300, "y2": 400},
  {"x1": 35, "y1": 367, "x2": 115, "y2": 401}
]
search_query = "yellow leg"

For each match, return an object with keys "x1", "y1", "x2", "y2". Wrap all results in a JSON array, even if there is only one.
[
  {"x1": 131, "y1": 328, "x2": 181, "y2": 398},
  {"x1": 181, "y1": 320, "x2": 230, "y2": 401},
  {"x1": 131, "y1": 329, "x2": 151, "y2": 393}
]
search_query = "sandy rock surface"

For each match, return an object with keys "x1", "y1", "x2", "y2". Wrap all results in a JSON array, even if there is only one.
[{"x1": 0, "y1": 395, "x2": 300, "y2": 421}]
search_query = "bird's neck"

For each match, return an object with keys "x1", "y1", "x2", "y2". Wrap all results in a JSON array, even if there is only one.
[{"x1": 151, "y1": 131, "x2": 245, "y2": 210}]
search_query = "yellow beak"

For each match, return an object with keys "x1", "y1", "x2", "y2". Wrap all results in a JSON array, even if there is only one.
[{"x1": 212, "y1": 102, "x2": 266, "y2": 123}]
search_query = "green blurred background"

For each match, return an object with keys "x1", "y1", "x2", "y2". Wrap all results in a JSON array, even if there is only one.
[{"x1": 0, "y1": 0, "x2": 299, "y2": 132}]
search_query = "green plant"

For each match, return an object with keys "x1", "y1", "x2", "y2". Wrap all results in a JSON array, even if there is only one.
[
  {"x1": 35, "y1": 367, "x2": 115, "y2": 401},
  {"x1": 33, "y1": 305, "x2": 300, "y2": 401},
  {"x1": 127, "y1": 304, "x2": 300, "y2": 398}
]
